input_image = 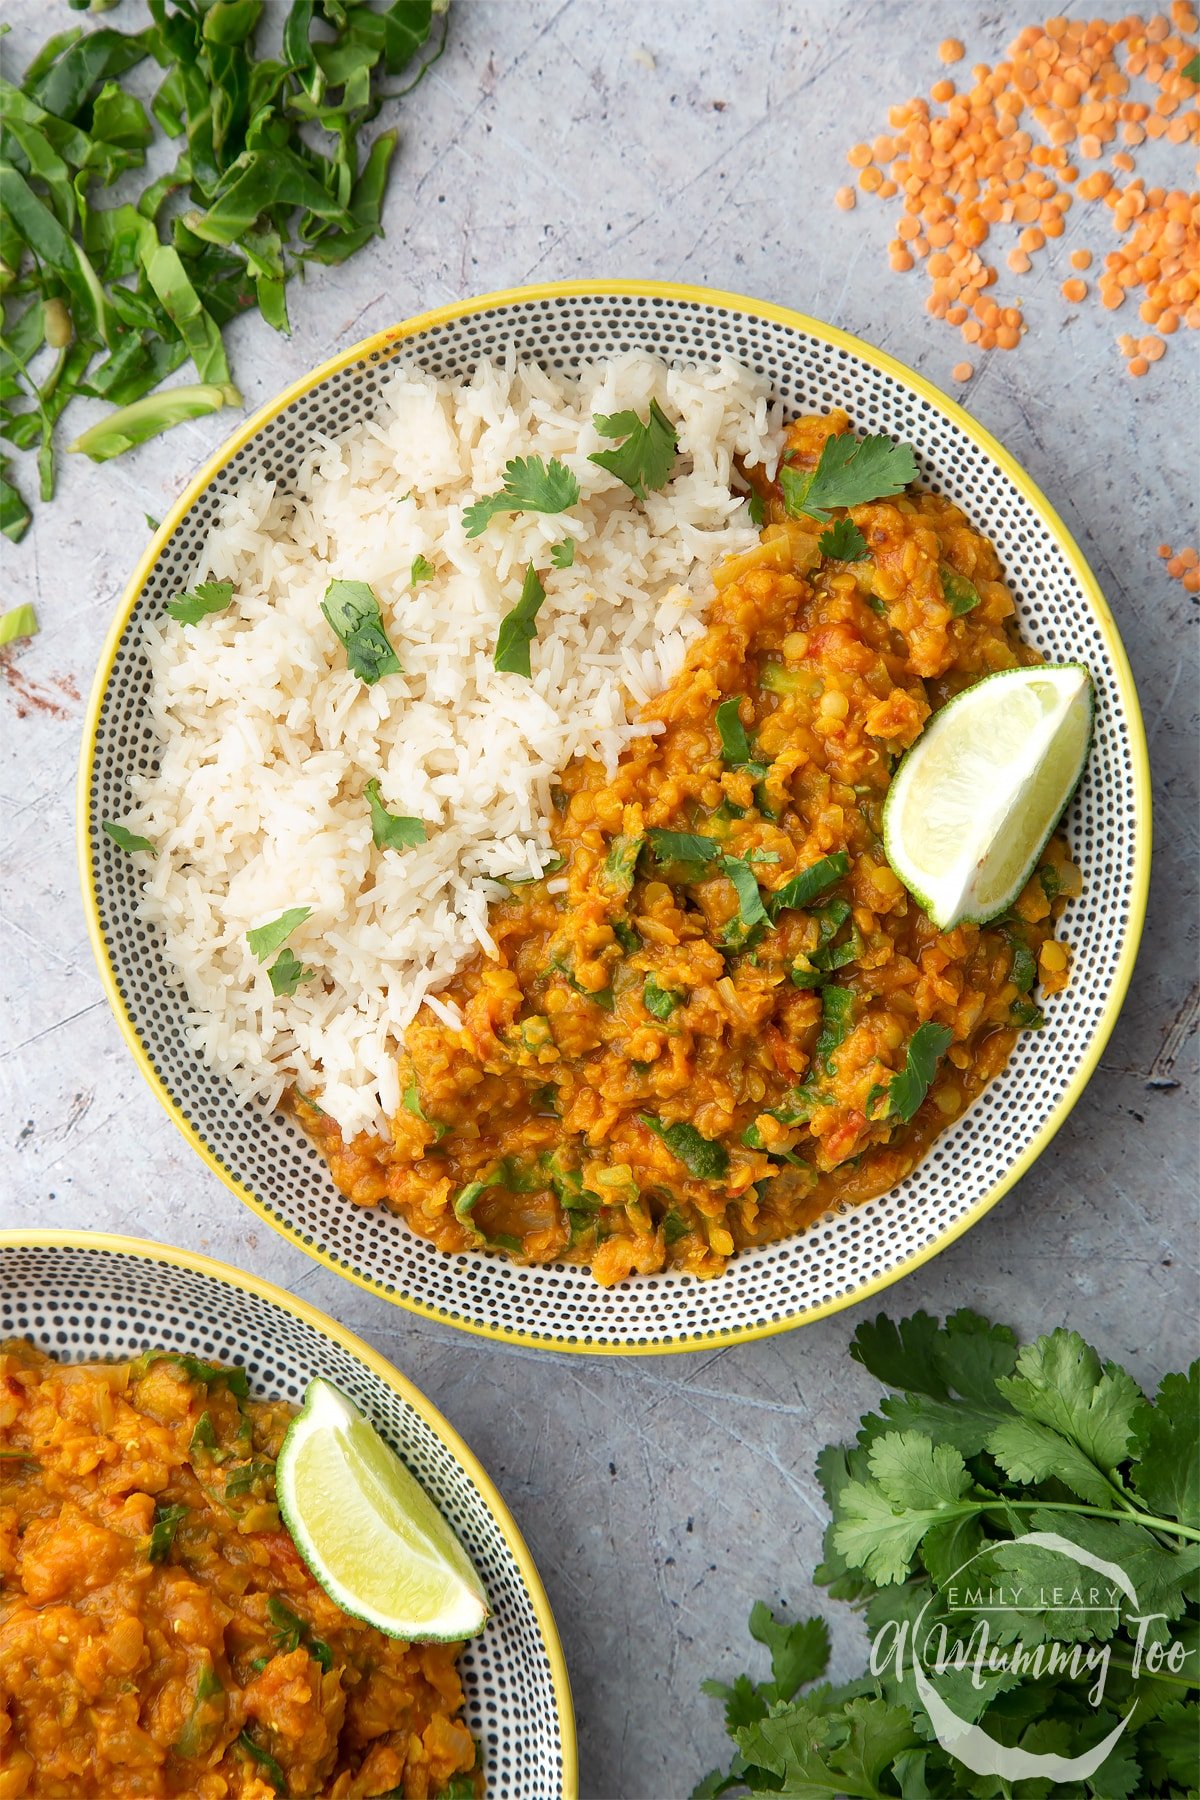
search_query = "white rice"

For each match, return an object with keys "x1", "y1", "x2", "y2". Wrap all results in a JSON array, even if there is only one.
[{"x1": 127, "y1": 353, "x2": 784, "y2": 1136}]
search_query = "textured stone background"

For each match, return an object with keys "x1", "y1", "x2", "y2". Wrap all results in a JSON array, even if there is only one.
[{"x1": 1, "y1": 5, "x2": 1197, "y2": 1797}]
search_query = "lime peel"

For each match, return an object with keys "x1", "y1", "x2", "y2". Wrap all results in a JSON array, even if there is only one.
[
  {"x1": 276, "y1": 1377, "x2": 489, "y2": 1643},
  {"x1": 882, "y1": 664, "x2": 1093, "y2": 930}
]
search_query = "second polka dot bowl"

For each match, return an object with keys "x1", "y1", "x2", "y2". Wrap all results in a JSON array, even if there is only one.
[
  {"x1": 78, "y1": 281, "x2": 1150, "y2": 1354},
  {"x1": 0, "y1": 1232, "x2": 576, "y2": 1796}
]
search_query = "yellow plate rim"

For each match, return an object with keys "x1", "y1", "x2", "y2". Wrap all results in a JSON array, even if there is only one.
[
  {"x1": 0, "y1": 1225, "x2": 579, "y2": 1798},
  {"x1": 77, "y1": 277, "x2": 1152, "y2": 1357}
]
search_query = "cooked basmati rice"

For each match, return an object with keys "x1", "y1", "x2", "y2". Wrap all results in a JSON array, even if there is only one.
[{"x1": 127, "y1": 353, "x2": 784, "y2": 1135}]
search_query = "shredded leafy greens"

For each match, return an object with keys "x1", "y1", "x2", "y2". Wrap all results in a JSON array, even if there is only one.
[{"x1": 1, "y1": 2, "x2": 450, "y2": 532}]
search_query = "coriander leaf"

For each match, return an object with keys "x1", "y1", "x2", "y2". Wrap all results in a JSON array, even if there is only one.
[
  {"x1": 700, "y1": 1672, "x2": 768, "y2": 1736},
  {"x1": 939, "y1": 562, "x2": 980, "y2": 616},
  {"x1": 1131, "y1": 1363, "x2": 1199, "y2": 1531},
  {"x1": 850, "y1": 1311, "x2": 952, "y2": 1399},
  {"x1": 767, "y1": 852, "x2": 850, "y2": 918},
  {"x1": 147, "y1": 1502, "x2": 188, "y2": 1563},
  {"x1": 320, "y1": 579, "x2": 401, "y2": 684},
  {"x1": 364, "y1": 778, "x2": 427, "y2": 850},
  {"x1": 247, "y1": 906, "x2": 310, "y2": 962},
  {"x1": 410, "y1": 553, "x2": 435, "y2": 584},
  {"x1": 818, "y1": 518, "x2": 869, "y2": 560},
  {"x1": 643, "y1": 977, "x2": 682, "y2": 1020},
  {"x1": 833, "y1": 1432, "x2": 970, "y2": 1585},
  {"x1": 166, "y1": 578, "x2": 233, "y2": 625},
  {"x1": 641, "y1": 1115, "x2": 729, "y2": 1182},
  {"x1": 721, "y1": 854, "x2": 770, "y2": 950},
  {"x1": 0, "y1": 602, "x2": 38, "y2": 645},
  {"x1": 986, "y1": 1415, "x2": 1120, "y2": 1508},
  {"x1": 550, "y1": 536, "x2": 575, "y2": 569},
  {"x1": 102, "y1": 819, "x2": 156, "y2": 856},
  {"x1": 644, "y1": 828, "x2": 722, "y2": 882},
  {"x1": 267, "y1": 947, "x2": 317, "y2": 997},
  {"x1": 748, "y1": 1603, "x2": 830, "y2": 1703},
  {"x1": 747, "y1": 491, "x2": 766, "y2": 527},
  {"x1": 588, "y1": 398, "x2": 678, "y2": 501},
  {"x1": 463, "y1": 456, "x2": 580, "y2": 537},
  {"x1": 783, "y1": 432, "x2": 918, "y2": 524},
  {"x1": 493, "y1": 562, "x2": 548, "y2": 676},
  {"x1": 994, "y1": 1328, "x2": 1145, "y2": 1475},
  {"x1": 886, "y1": 1022, "x2": 953, "y2": 1123}
]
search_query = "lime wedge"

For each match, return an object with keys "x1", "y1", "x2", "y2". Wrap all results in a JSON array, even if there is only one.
[
  {"x1": 276, "y1": 1377, "x2": 489, "y2": 1641},
  {"x1": 882, "y1": 664, "x2": 1093, "y2": 930}
]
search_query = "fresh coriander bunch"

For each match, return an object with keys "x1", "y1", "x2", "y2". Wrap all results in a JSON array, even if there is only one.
[
  {"x1": 696, "y1": 1310, "x2": 1199, "y2": 1800},
  {"x1": 0, "y1": 0, "x2": 449, "y2": 541}
]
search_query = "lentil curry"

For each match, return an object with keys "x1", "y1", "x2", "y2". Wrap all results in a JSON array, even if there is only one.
[
  {"x1": 0, "y1": 1342, "x2": 478, "y2": 1799},
  {"x1": 305, "y1": 410, "x2": 1079, "y2": 1288}
]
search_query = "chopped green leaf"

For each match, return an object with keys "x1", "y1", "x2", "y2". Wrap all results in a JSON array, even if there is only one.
[
  {"x1": 1004, "y1": 928, "x2": 1037, "y2": 994},
  {"x1": 1181, "y1": 50, "x2": 1199, "y2": 81},
  {"x1": 463, "y1": 456, "x2": 580, "y2": 538},
  {"x1": 714, "y1": 696, "x2": 767, "y2": 773},
  {"x1": 643, "y1": 977, "x2": 683, "y2": 1020},
  {"x1": 588, "y1": 399, "x2": 678, "y2": 501},
  {"x1": 267, "y1": 947, "x2": 317, "y2": 997},
  {"x1": 452, "y1": 1171, "x2": 522, "y2": 1255},
  {"x1": 175, "y1": 1658, "x2": 224, "y2": 1758},
  {"x1": 721, "y1": 855, "x2": 770, "y2": 950},
  {"x1": 818, "y1": 517, "x2": 869, "y2": 560},
  {"x1": 247, "y1": 906, "x2": 310, "y2": 963},
  {"x1": 364, "y1": 778, "x2": 427, "y2": 851},
  {"x1": 102, "y1": 819, "x2": 156, "y2": 856},
  {"x1": 130, "y1": 1350, "x2": 249, "y2": 1397},
  {"x1": 940, "y1": 562, "x2": 980, "y2": 615},
  {"x1": 188, "y1": 1411, "x2": 222, "y2": 1464},
  {"x1": 410, "y1": 553, "x2": 435, "y2": 585},
  {"x1": 1009, "y1": 998, "x2": 1045, "y2": 1029},
  {"x1": 166, "y1": 578, "x2": 233, "y2": 625},
  {"x1": 747, "y1": 491, "x2": 765, "y2": 527},
  {"x1": 598, "y1": 832, "x2": 644, "y2": 900},
  {"x1": 550, "y1": 536, "x2": 575, "y2": 569},
  {"x1": 644, "y1": 829, "x2": 722, "y2": 882},
  {"x1": 266, "y1": 1595, "x2": 333, "y2": 1672},
  {"x1": 641, "y1": 1115, "x2": 729, "y2": 1182},
  {"x1": 0, "y1": 603, "x2": 38, "y2": 645},
  {"x1": 402, "y1": 1078, "x2": 450, "y2": 1144},
  {"x1": 813, "y1": 984, "x2": 854, "y2": 1073},
  {"x1": 493, "y1": 562, "x2": 548, "y2": 677},
  {"x1": 147, "y1": 1502, "x2": 188, "y2": 1563},
  {"x1": 69, "y1": 385, "x2": 241, "y2": 462},
  {"x1": 320, "y1": 579, "x2": 401, "y2": 684},
  {"x1": 767, "y1": 852, "x2": 850, "y2": 918},
  {"x1": 887, "y1": 1021, "x2": 953, "y2": 1122},
  {"x1": 235, "y1": 1728, "x2": 286, "y2": 1794},
  {"x1": 782, "y1": 432, "x2": 918, "y2": 524}
]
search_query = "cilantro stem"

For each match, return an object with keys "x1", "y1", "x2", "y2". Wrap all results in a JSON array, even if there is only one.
[{"x1": 968, "y1": 1497, "x2": 1200, "y2": 1542}]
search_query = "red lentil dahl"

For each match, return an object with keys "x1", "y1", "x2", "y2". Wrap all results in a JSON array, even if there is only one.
[{"x1": 301, "y1": 412, "x2": 1079, "y2": 1289}]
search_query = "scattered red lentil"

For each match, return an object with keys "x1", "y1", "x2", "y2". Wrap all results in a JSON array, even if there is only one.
[
  {"x1": 839, "y1": 12, "x2": 1200, "y2": 382},
  {"x1": 1158, "y1": 543, "x2": 1200, "y2": 591},
  {"x1": 836, "y1": 185, "x2": 857, "y2": 210},
  {"x1": 952, "y1": 360, "x2": 975, "y2": 379}
]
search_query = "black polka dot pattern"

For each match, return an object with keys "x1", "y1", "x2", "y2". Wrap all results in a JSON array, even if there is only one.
[
  {"x1": 0, "y1": 1240, "x2": 572, "y2": 1797},
  {"x1": 82, "y1": 289, "x2": 1146, "y2": 1352}
]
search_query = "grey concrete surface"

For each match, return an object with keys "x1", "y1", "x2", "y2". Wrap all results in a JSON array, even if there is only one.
[{"x1": 1, "y1": 5, "x2": 1197, "y2": 1797}]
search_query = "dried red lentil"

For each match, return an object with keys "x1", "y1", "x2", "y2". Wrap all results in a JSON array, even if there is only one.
[{"x1": 840, "y1": 13, "x2": 1200, "y2": 380}]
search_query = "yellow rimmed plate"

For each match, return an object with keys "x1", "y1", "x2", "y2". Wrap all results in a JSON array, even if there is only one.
[
  {"x1": 78, "y1": 281, "x2": 1150, "y2": 1355},
  {"x1": 0, "y1": 1229, "x2": 577, "y2": 1797}
]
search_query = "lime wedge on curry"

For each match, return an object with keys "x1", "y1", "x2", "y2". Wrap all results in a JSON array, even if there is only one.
[
  {"x1": 277, "y1": 1377, "x2": 489, "y2": 1641},
  {"x1": 882, "y1": 664, "x2": 1093, "y2": 930}
]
